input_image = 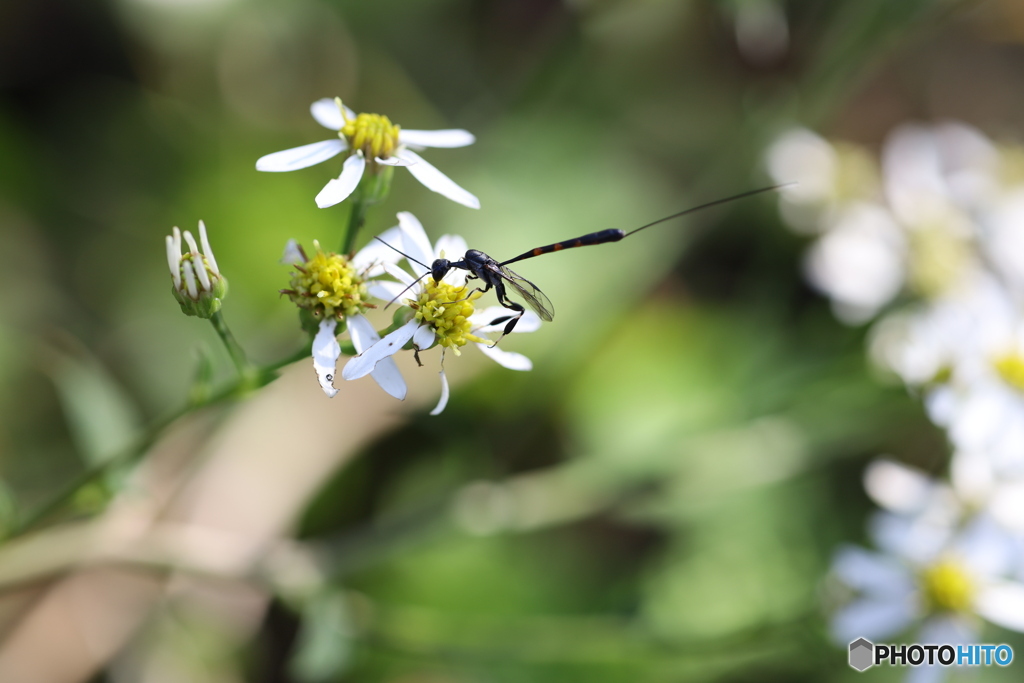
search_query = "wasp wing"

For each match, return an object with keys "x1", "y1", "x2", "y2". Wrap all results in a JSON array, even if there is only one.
[{"x1": 496, "y1": 264, "x2": 554, "y2": 322}]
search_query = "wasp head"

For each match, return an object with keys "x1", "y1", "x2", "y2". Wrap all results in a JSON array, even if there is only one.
[{"x1": 431, "y1": 258, "x2": 451, "y2": 284}]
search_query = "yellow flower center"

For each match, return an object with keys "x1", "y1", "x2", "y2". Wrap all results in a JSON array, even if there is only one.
[
  {"x1": 339, "y1": 100, "x2": 400, "y2": 160},
  {"x1": 994, "y1": 352, "x2": 1024, "y2": 392},
  {"x1": 921, "y1": 559, "x2": 975, "y2": 614},
  {"x1": 287, "y1": 241, "x2": 369, "y2": 319},
  {"x1": 411, "y1": 278, "x2": 485, "y2": 355},
  {"x1": 998, "y1": 146, "x2": 1024, "y2": 188},
  {"x1": 833, "y1": 143, "x2": 878, "y2": 204},
  {"x1": 906, "y1": 226, "x2": 971, "y2": 299}
]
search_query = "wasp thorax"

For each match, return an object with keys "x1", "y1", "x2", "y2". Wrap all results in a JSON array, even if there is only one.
[{"x1": 341, "y1": 111, "x2": 401, "y2": 160}]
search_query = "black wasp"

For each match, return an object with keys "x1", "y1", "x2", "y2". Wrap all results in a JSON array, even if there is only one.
[{"x1": 379, "y1": 184, "x2": 785, "y2": 342}]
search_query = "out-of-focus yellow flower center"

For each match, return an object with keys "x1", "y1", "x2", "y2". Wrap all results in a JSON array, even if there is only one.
[
  {"x1": 907, "y1": 226, "x2": 971, "y2": 299},
  {"x1": 287, "y1": 241, "x2": 369, "y2": 319},
  {"x1": 411, "y1": 278, "x2": 485, "y2": 355},
  {"x1": 339, "y1": 100, "x2": 400, "y2": 160},
  {"x1": 833, "y1": 143, "x2": 878, "y2": 204},
  {"x1": 998, "y1": 146, "x2": 1024, "y2": 188},
  {"x1": 994, "y1": 352, "x2": 1024, "y2": 392},
  {"x1": 921, "y1": 559, "x2": 975, "y2": 613}
]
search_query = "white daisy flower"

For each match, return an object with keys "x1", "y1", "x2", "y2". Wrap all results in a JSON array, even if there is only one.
[
  {"x1": 772, "y1": 125, "x2": 987, "y2": 324},
  {"x1": 256, "y1": 98, "x2": 479, "y2": 210},
  {"x1": 831, "y1": 510, "x2": 1024, "y2": 681},
  {"x1": 865, "y1": 456, "x2": 1024, "y2": 538},
  {"x1": 341, "y1": 212, "x2": 539, "y2": 415},
  {"x1": 280, "y1": 232, "x2": 408, "y2": 400},
  {"x1": 868, "y1": 275, "x2": 1024, "y2": 474}
]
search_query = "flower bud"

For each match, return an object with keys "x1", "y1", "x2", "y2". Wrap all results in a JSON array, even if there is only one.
[{"x1": 166, "y1": 220, "x2": 228, "y2": 318}]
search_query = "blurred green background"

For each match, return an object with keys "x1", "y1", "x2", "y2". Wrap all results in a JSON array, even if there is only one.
[{"x1": 2, "y1": 0, "x2": 1024, "y2": 681}]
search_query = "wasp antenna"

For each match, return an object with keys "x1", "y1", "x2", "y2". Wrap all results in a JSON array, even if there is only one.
[
  {"x1": 373, "y1": 235, "x2": 430, "y2": 270},
  {"x1": 384, "y1": 271, "x2": 429, "y2": 310},
  {"x1": 622, "y1": 183, "x2": 791, "y2": 238}
]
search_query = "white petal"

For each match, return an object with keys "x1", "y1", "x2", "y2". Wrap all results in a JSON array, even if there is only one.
[
  {"x1": 399, "y1": 129, "x2": 475, "y2": 148},
  {"x1": 433, "y1": 234, "x2": 468, "y2": 261},
  {"x1": 864, "y1": 459, "x2": 936, "y2": 514},
  {"x1": 413, "y1": 324, "x2": 437, "y2": 350},
  {"x1": 371, "y1": 359, "x2": 407, "y2": 400},
  {"x1": 310, "y1": 98, "x2": 346, "y2": 130},
  {"x1": 165, "y1": 234, "x2": 181, "y2": 289},
  {"x1": 976, "y1": 582, "x2": 1024, "y2": 631},
  {"x1": 342, "y1": 320, "x2": 419, "y2": 380},
  {"x1": 368, "y1": 280, "x2": 409, "y2": 303},
  {"x1": 256, "y1": 139, "x2": 346, "y2": 172},
  {"x1": 315, "y1": 154, "x2": 365, "y2": 209},
  {"x1": 917, "y1": 615, "x2": 976, "y2": 645},
  {"x1": 429, "y1": 368, "x2": 450, "y2": 416},
  {"x1": 182, "y1": 229, "x2": 200, "y2": 255},
  {"x1": 475, "y1": 342, "x2": 532, "y2": 371},
  {"x1": 382, "y1": 262, "x2": 418, "y2": 287},
  {"x1": 352, "y1": 226, "x2": 405, "y2": 274},
  {"x1": 830, "y1": 597, "x2": 917, "y2": 644},
  {"x1": 402, "y1": 149, "x2": 480, "y2": 209},
  {"x1": 198, "y1": 220, "x2": 219, "y2": 275},
  {"x1": 192, "y1": 252, "x2": 211, "y2": 291},
  {"x1": 312, "y1": 319, "x2": 342, "y2": 398},
  {"x1": 181, "y1": 260, "x2": 198, "y2": 299},
  {"x1": 396, "y1": 212, "x2": 436, "y2": 269},
  {"x1": 832, "y1": 545, "x2": 915, "y2": 596},
  {"x1": 905, "y1": 617, "x2": 976, "y2": 683},
  {"x1": 348, "y1": 314, "x2": 407, "y2": 400},
  {"x1": 347, "y1": 313, "x2": 378, "y2": 354},
  {"x1": 869, "y1": 512, "x2": 949, "y2": 565},
  {"x1": 375, "y1": 154, "x2": 416, "y2": 167},
  {"x1": 280, "y1": 239, "x2": 305, "y2": 265}
]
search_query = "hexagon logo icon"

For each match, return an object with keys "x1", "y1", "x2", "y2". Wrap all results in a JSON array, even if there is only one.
[{"x1": 849, "y1": 638, "x2": 874, "y2": 671}]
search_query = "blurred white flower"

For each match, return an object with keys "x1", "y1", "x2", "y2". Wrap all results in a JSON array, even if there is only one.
[
  {"x1": 765, "y1": 127, "x2": 879, "y2": 234},
  {"x1": 831, "y1": 511, "x2": 1024, "y2": 656},
  {"x1": 864, "y1": 456, "x2": 1024, "y2": 538},
  {"x1": 803, "y1": 202, "x2": 906, "y2": 323},
  {"x1": 342, "y1": 212, "x2": 538, "y2": 414},
  {"x1": 769, "y1": 124, "x2": 997, "y2": 324},
  {"x1": 257, "y1": 98, "x2": 479, "y2": 209}
]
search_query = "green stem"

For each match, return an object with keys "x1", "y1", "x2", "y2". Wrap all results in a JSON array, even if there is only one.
[
  {"x1": 210, "y1": 311, "x2": 253, "y2": 380},
  {"x1": 340, "y1": 196, "x2": 367, "y2": 255}
]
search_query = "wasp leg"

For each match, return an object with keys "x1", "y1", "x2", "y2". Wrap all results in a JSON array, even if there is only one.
[
  {"x1": 487, "y1": 301, "x2": 525, "y2": 347},
  {"x1": 447, "y1": 282, "x2": 491, "y2": 306}
]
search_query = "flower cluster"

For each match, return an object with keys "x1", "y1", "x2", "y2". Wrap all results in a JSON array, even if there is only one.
[
  {"x1": 256, "y1": 99, "x2": 532, "y2": 410},
  {"x1": 768, "y1": 123, "x2": 1024, "y2": 674},
  {"x1": 166, "y1": 97, "x2": 536, "y2": 412}
]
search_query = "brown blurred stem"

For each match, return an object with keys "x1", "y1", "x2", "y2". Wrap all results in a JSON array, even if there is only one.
[{"x1": 4, "y1": 343, "x2": 312, "y2": 541}]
